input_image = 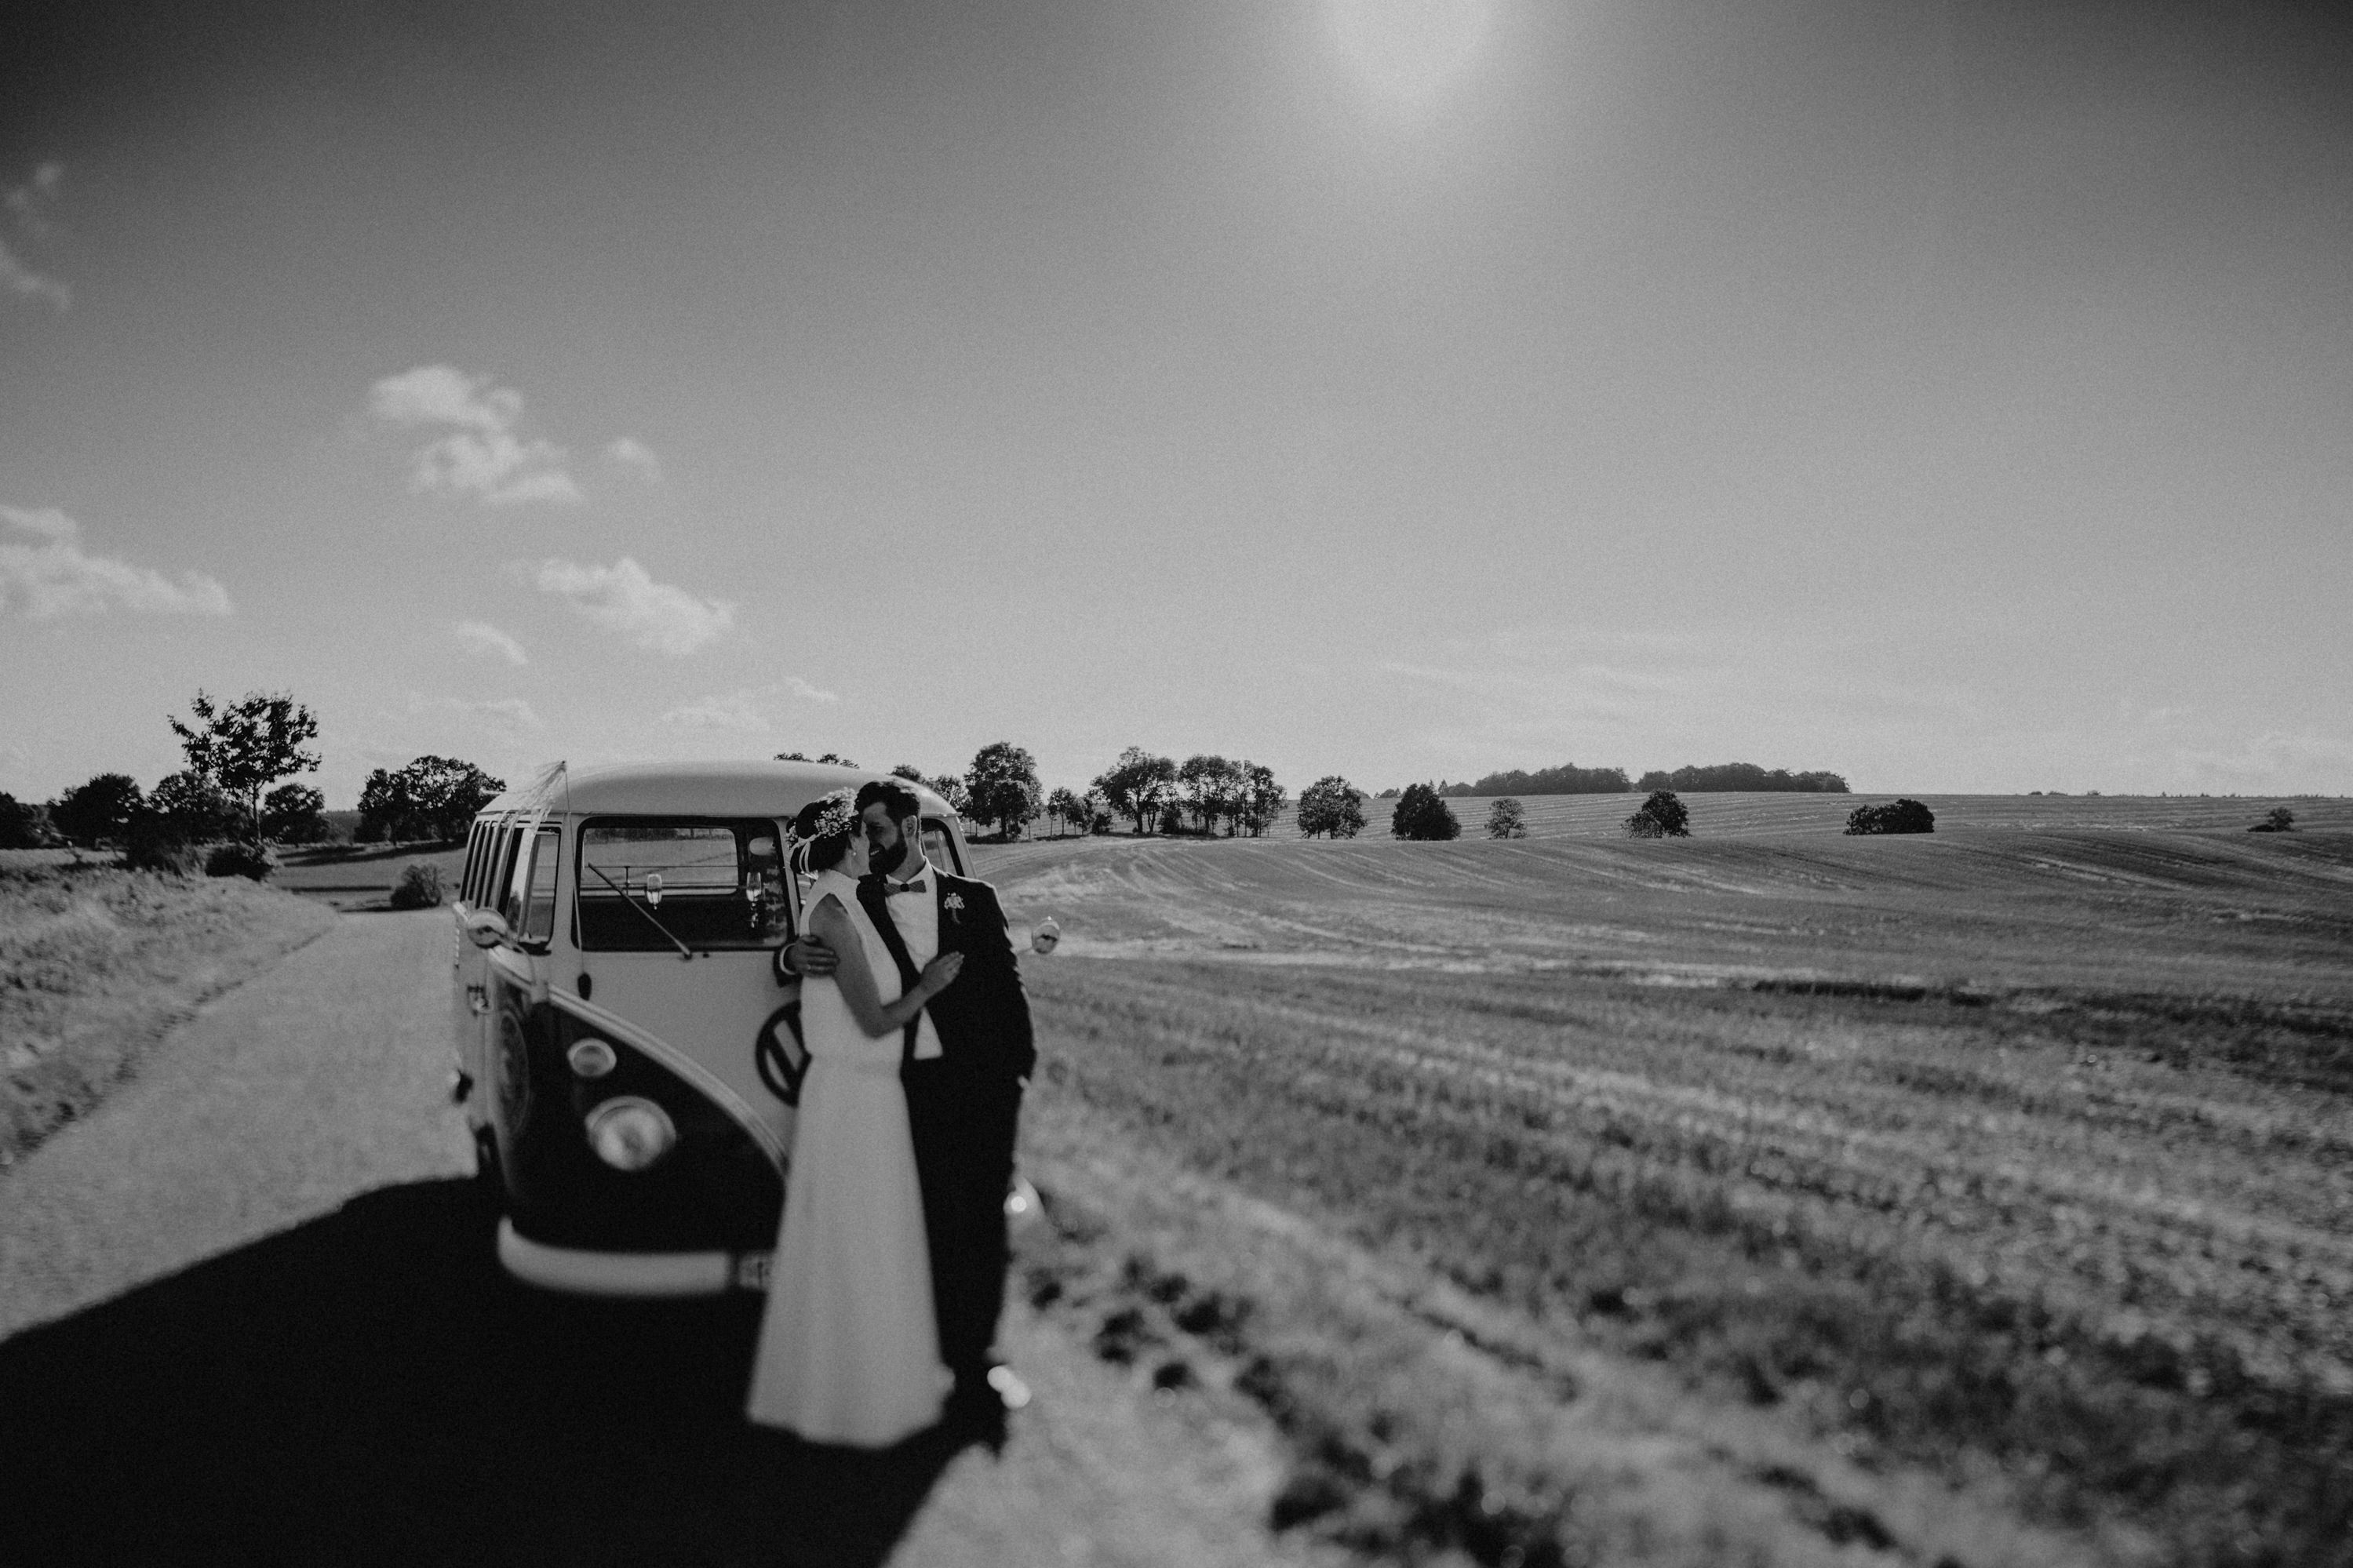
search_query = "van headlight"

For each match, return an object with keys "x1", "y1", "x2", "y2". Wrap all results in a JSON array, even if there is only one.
[{"x1": 584, "y1": 1097, "x2": 676, "y2": 1172}]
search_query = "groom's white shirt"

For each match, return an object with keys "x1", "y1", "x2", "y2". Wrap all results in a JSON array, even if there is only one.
[{"x1": 879, "y1": 853, "x2": 944, "y2": 1061}]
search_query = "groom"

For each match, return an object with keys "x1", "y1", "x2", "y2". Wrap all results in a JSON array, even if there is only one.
[{"x1": 784, "y1": 777, "x2": 1035, "y2": 1441}]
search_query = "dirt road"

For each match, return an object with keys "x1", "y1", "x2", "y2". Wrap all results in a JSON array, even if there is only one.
[{"x1": 0, "y1": 908, "x2": 1306, "y2": 1567}]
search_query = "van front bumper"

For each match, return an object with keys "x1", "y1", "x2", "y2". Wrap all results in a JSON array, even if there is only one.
[{"x1": 497, "y1": 1220, "x2": 769, "y2": 1297}]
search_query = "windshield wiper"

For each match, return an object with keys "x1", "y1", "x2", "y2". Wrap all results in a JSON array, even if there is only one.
[{"x1": 588, "y1": 863, "x2": 695, "y2": 961}]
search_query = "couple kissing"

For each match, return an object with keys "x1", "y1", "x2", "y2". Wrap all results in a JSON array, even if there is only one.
[{"x1": 745, "y1": 777, "x2": 1035, "y2": 1449}]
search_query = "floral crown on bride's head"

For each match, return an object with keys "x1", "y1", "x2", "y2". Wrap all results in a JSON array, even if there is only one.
[{"x1": 789, "y1": 788, "x2": 859, "y2": 873}]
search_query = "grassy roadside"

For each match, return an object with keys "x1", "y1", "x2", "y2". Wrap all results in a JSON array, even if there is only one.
[{"x1": 1, "y1": 853, "x2": 336, "y2": 1167}]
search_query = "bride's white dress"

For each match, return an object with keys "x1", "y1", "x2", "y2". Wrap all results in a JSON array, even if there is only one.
[{"x1": 745, "y1": 870, "x2": 949, "y2": 1444}]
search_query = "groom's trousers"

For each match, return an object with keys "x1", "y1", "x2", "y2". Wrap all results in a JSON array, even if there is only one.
[{"x1": 902, "y1": 1060, "x2": 1025, "y2": 1381}]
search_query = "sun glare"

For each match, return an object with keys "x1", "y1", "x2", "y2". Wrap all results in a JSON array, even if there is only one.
[{"x1": 1327, "y1": 0, "x2": 1493, "y2": 107}]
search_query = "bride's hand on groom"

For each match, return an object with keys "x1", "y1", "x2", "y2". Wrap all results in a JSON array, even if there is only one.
[{"x1": 919, "y1": 952, "x2": 964, "y2": 995}]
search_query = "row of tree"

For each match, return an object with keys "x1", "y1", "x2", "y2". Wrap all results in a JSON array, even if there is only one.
[
  {"x1": 1088, "y1": 748, "x2": 1288, "y2": 838},
  {"x1": 1433, "y1": 759, "x2": 1849, "y2": 796},
  {"x1": 0, "y1": 691, "x2": 332, "y2": 854}
]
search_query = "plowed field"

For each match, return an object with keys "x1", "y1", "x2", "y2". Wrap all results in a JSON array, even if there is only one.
[{"x1": 979, "y1": 825, "x2": 2353, "y2": 1566}]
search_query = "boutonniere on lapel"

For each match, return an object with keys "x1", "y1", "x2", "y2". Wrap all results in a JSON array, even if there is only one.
[{"x1": 942, "y1": 892, "x2": 966, "y2": 923}]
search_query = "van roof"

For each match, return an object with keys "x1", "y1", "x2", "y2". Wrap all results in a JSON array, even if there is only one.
[{"x1": 475, "y1": 760, "x2": 954, "y2": 821}]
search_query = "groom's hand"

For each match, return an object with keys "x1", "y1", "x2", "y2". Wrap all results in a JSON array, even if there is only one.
[{"x1": 778, "y1": 934, "x2": 839, "y2": 980}]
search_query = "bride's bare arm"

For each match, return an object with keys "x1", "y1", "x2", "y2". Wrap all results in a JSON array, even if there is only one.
[{"x1": 807, "y1": 896, "x2": 962, "y2": 1039}]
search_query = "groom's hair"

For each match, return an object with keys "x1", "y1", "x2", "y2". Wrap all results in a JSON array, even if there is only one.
[{"x1": 854, "y1": 778, "x2": 923, "y2": 824}]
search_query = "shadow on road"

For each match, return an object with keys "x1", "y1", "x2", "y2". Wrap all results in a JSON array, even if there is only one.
[{"x1": 0, "y1": 1180, "x2": 963, "y2": 1566}]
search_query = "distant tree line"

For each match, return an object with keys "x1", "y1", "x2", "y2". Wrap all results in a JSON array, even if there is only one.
[
  {"x1": 5, "y1": 690, "x2": 330, "y2": 875},
  {"x1": 1635, "y1": 762, "x2": 1848, "y2": 793},
  {"x1": 1439, "y1": 762, "x2": 1630, "y2": 797},
  {"x1": 1428, "y1": 759, "x2": 1848, "y2": 796}
]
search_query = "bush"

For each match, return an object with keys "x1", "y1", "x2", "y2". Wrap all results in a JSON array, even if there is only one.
[
  {"x1": 1485, "y1": 799, "x2": 1527, "y2": 839},
  {"x1": 205, "y1": 840, "x2": 277, "y2": 881},
  {"x1": 390, "y1": 862, "x2": 446, "y2": 909},
  {"x1": 2249, "y1": 808, "x2": 2295, "y2": 834},
  {"x1": 1623, "y1": 790, "x2": 1690, "y2": 839},
  {"x1": 121, "y1": 813, "x2": 207, "y2": 875},
  {"x1": 1845, "y1": 799, "x2": 1936, "y2": 835},
  {"x1": 0, "y1": 791, "x2": 46, "y2": 849},
  {"x1": 1390, "y1": 784, "x2": 1460, "y2": 842}
]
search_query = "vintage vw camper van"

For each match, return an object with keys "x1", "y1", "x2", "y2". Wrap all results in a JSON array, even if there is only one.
[{"x1": 448, "y1": 759, "x2": 971, "y2": 1296}]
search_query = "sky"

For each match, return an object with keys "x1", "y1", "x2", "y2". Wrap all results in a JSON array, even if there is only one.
[{"x1": 4, "y1": 0, "x2": 2350, "y2": 806}]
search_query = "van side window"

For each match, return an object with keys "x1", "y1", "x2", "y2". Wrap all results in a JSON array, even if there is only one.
[
  {"x1": 460, "y1": 824, "x2": 487, "y2": 905},
  {"x1": 489, "y1": 826, "x2": 523, "y2": 922},
  {"x1": 511, "y1": 825, "x2": 560, "y2": 943}
]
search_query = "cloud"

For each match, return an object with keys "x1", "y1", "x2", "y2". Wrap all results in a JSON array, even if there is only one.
[
  {"x1": 410, "y1": 693, "x2": 546, "y2": 732},
  {"x1": 605, "y1": 438, "x2": 664, "y2": 483},
  {"x1": 661, "y1": 692, "x2": 770, "y2": 732},
  {"x1": 453, "y1": 620, "x2": 529, "y2": 666},
  {"x1": 660, "y1": 677, "x2": 840, "y2": 731},
  {"x1": 1, "y1": 506, "x2": 232, "y2": 619},
  {"x1": 2, "y1": 163, "x2": 69, "y2": 310},
  {"x1": 526, "y1": 555, "x2": 734, "y2": 655},
  {"x1": 2171, "y1": 730, "x2": 2353, "y2": 793},
  {"x1": 368, "y1": 365, "x2": 580, "y2": 505},
  {"x1": 0, "y1": 238, "x2": 69, "y2": 311}
]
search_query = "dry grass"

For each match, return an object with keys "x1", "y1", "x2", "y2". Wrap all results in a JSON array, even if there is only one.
[
  {"x1": 977, "y1": 825, "x2": 2353, "y2": 1566},
  {"x1": 0, "y1": 854, "x2": 333, "y2": 1166}
]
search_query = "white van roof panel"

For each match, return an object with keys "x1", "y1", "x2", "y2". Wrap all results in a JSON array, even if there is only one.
[{"x1": 477, "y1": 761, "x2": 952, "y2": 821}]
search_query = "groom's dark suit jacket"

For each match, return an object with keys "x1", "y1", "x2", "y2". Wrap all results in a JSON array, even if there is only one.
[{"x1": 860, "y1": 869, "x2": 1034, "y2": 1082}]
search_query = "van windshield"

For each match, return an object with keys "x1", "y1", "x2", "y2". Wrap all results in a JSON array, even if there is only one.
[{"x1": 576, "y1": 818, "x2": 789, "y2": 952}]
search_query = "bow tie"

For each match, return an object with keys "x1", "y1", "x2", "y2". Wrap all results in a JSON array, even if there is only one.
[{"x1": 883, "y1": 879, "x2": 927, "y2": 897}]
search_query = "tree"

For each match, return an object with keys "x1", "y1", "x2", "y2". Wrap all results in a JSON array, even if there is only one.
[
  {"x1": 966, "y1": 741, "x2": 1043, "y2": 840},
  {"x1": 1082, "y1": 788, "x2": 1112, "y2": 834},
  {"x1": 149, "y1": 769, "x2": 241, "y2": 841},
  {"x1": 889, "y1": 763, "x2": 928, "y2": 784},
  {"x1": 1845, "y1": 799, "x2": 1935, "y2": 835},
  {"x1": 1623, "y1": 789, "x2": 1690, "y2": 839},
  {"x1": 1092, "y1": 746, "x2": 1178, "y2": 835},
  {"x1": 1045, "y1": 786, "x2": 1087, "y2": 838},
  {"x1": 1390, "y1": 783, "x2": 1460, "y2": 842},
  {"x1": 166, "y1": 689, "x2": 321, "y2": 842},
  {"x1": 927, "y1": 773, "x2": 972, "y2": 816},
  {"x1": 49, "y1": 773, "x2": 144, "y2": 847},
  {"x1": 0, "y1": 791, "x2": 46, "y2": 849},
  {"x1": 2249, "y1": 807, "x2": 2296, "y2": 834},
  {"x1": 1233, "y1": 762, "x2": 1286, "y2": 836},
  {"x1": 359, "y1": 755, "x2": 506, "y2": 843},
  {"x1": 1178, "y1": 754, "x2": 1237, "y2": 835},
  {"x1": 1295, "y1": 776, "x2": 1366, "y2": 839},
  {"x1": 1486, "y1": 799, "x2": 1527, "y2": 839},
  {"x1": 262, "y1": 783, "x2": 330, "y2": 843}
]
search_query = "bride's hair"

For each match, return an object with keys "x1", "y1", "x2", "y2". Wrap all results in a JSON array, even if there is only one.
[{"x1": 791, "y1": 789, "x2": 859, "y2": 875}]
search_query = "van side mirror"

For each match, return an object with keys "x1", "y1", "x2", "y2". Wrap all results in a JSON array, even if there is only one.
[{"x1": 464, "y1": 909, "x2": 512, "y2": 949}]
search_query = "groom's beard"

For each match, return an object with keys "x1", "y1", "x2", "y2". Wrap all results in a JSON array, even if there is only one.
[{"x1": 873, "y1": 835, "x2": 912, "y2": 877}]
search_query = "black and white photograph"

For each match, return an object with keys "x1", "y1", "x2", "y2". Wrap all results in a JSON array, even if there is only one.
[{"x1": 3, "y1": 3, "x2": 2349, "y2": 1565}]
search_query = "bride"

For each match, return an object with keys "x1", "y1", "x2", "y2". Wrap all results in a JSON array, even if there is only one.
[{"x1": 746, "y1": 790, "x2": 963, "y2": 1445}]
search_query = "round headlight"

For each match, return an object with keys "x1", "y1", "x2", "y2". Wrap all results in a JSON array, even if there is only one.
[
  {"x1": 567, "y1": 1039, "x2": 617, "y2": 1079},
  {"x1": 585, "y1": 1097, "x2": 676, "y2": 1171}
]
